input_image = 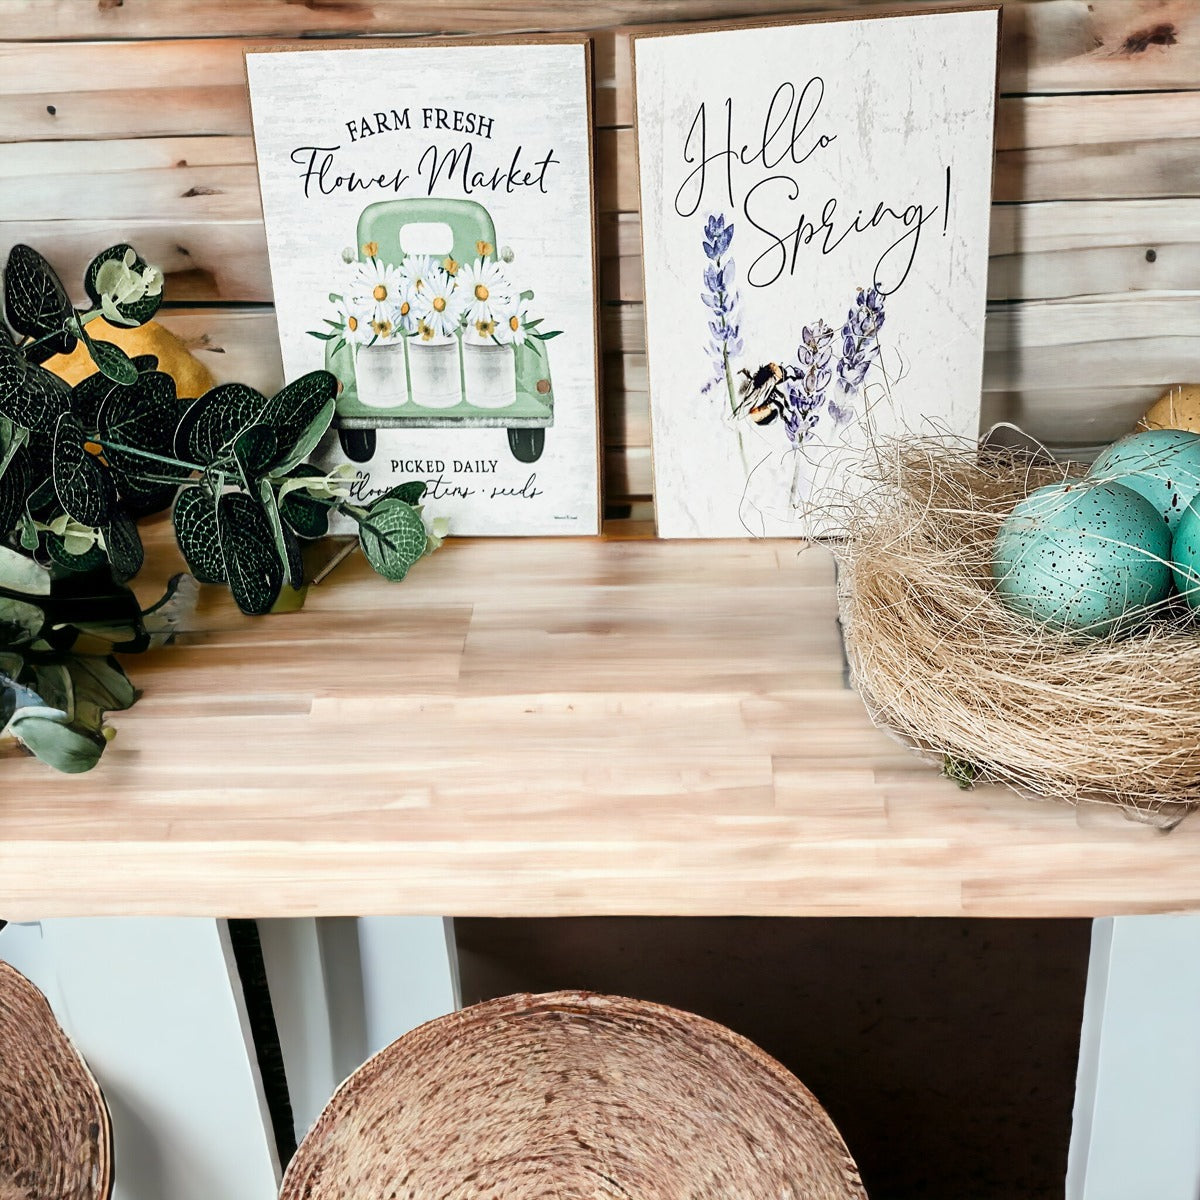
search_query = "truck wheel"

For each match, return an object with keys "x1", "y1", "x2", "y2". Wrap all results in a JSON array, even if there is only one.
[
  {"x1": 508, "y1": 428, "x2": 545, "y2": 463},
  {"x1": 338, "y1": 428, "x2": 377, "y2": 463}
]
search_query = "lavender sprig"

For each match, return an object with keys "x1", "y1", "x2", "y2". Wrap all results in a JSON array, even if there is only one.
[
  {"x1": 783, "y1": 320, "x2": 835, "y2": 446},
  {"x1": 700, "y1": 213, "x2": 743, "y2": 411},
  {"x1": 831, "y1": 286, "x2": 885, "y2": 424}
]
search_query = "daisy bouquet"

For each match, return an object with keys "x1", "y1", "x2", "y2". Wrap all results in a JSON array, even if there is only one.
[{"x1": 312, "y1": 241, "x2": 560, "y2": 356}]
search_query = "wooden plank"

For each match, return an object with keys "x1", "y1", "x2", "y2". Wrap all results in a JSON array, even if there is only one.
[
  {"x1": 2, "y1": 534, "x2": 1200, "y2": 918},
  {"x1": 2, "y1": 1, "x2": 1199, "y2": 98},
  {"x1": 6, "y1": 88, "x2": 1200, "y2": 230},
  {"x1": 0, "y1": 34, "x2": 625, "y2": 135},
  {"x1": 8, "y1": 196, "x2": 1197, "y2": 307}
]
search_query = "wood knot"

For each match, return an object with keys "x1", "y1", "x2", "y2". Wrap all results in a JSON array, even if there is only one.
[
  {"x1": 1121, "y1": 23, "x2": 1178, "y2": 54},
  {"x1": 181, "y1": 186, "x2": 222, "y2": 198}
]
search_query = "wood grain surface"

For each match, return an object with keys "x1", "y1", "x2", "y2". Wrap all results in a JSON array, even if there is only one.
[{"x1": 1, "y1": 525, "x2": 1198, "y2": 919}]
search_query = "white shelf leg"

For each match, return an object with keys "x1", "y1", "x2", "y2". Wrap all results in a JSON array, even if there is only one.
[
  {"x1": 1068, "y1": 914, "x2": 1200, "y2": 1200},
  {"x1": 260, "y1": 915, "x2": 459, "y2": 1144},
  {"x1": 356, "y1": 916, "x2": 461, "y2": 1057},
  {"x1": 0, "y1": 918, "x2": 280, "y2": 1200}
]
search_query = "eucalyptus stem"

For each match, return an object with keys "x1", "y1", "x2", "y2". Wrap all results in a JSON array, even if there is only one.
[{"x1": 95, "y1": 439, "x2": 202, "y2": 475}]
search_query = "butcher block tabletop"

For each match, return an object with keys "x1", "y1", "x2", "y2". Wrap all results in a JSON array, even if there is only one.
[{"x1": 2, "y1": 523, "x2": 1198, "y2": 919}]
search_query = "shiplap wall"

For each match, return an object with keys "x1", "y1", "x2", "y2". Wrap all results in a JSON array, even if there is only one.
[{"x1": 1, "y1": 0, "x2": 1197, "y2": 510}]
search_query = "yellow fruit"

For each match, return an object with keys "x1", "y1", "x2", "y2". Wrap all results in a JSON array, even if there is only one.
[
  {"x1": 1138, "y1": 385, "x2": 1200, "y2": 435},
  {"x1": 43, "y1": 318, "x2": 215, "y2": 399}
]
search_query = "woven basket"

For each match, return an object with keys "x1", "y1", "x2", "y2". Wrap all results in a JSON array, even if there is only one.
[
  {"x1": 281, "y1": 990, "x2": 867, "y2": 1200},
  {"x1": 0, "y1": 961, "x2": 112, "y2": 1200}
]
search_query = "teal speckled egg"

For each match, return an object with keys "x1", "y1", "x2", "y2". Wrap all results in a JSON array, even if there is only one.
[
  {"x1": 992, "y1": 480, "x2": 1174, "y2": 636},
  {"x1": 1087, "y1": 428, "x2": 1200, "y2": 531},
  {"x1": 1171, "y1": 496, "x2": 1200, "y2": 610}
]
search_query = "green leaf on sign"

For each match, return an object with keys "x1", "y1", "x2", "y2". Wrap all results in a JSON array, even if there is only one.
[
  {"x1": 218, "y1": 491, "x2": 284, "y2": 616},
  {"x1": 357, "y1": 498, "x2": 428, "y2": 582},
  {"x1": 173, "y1": 485, "x2": 224, "y2": 584},
  {"x1": 52, "y1": 411, "x2": 118, "y2": 528},
  {"x1": 377, "y1": 480, "x2": 428, "y2": 507}
]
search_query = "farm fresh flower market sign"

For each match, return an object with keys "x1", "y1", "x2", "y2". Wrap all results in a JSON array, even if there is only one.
[
  {"x1": 245, "y1": 39, "x2": 601, "y2": 537},
  {"x1": 633, "y1": 8, "x2": 1000, "y2": 537}
]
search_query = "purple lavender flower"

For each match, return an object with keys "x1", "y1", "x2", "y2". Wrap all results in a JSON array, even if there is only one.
[
  {"x1": 783, "y1": 320, "x2": 834, "y2": 445},
  {"x1": 700, "y1": 213, "x2": 743, "y2": 409},
  {"x1": 831, "y1": 286, "x2": 885, "y2": 424}
]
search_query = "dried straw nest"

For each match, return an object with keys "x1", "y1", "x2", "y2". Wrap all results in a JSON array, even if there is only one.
[
  {"x1": 281, "y1": 990, "x2": 866, "y2": 1200},
  {"x1": 0, "y1": 961, "x2": 112, "y2": 1200},
  {"x1": 834, "y1": 437, "x2": 1200, "y2": 826}
]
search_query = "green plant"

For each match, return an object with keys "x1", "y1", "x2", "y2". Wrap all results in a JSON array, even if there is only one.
[{"x1": 1, "y1": 244, "x2": 441, "y2": 772}]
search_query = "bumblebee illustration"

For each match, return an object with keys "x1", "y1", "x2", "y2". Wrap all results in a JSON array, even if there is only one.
[{"x1": 735, "y1": 362, "x2": 796, "y2": 426}]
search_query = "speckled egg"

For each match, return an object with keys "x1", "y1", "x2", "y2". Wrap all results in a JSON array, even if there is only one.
[
  {"x1": 992, "y1": 480, "x2": 1174, "y2": 637},
  {"x1": 1087, "y1": 428, "x2": 1200, "y2": 531},
  {"x1": 1171, "y1": 496, "x2": 1200, "y2": 610}
]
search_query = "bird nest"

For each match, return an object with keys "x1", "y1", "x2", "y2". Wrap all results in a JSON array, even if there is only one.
[{"x1": 833, "y1": 438, "x2": 1200, "y2": 827}]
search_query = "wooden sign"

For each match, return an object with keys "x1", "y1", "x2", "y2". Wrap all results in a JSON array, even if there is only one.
[
  {"x1": 245, "y1": 39, "x2": 601, "y2": 536},
  {"x1": 633, "y1": 9, "x2": 1001, "y2": 538}
]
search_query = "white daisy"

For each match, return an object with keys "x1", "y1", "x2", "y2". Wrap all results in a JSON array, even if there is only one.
[
  {"x1": 349, "y1": 257, "x2": 403, "y2": 325},
  {"x1": 494, "y1": 298, "x2": 531, "y2": 347},
  {"x1": 339, "y1": 296, "x2": 375, "y2": 344},
  {"x1": 397, "y1": 254, "x2": 441, "y2": 296},
  {"x1": 456, "y1": 257, "x2": 512, "y2": 327},
  {"x1": 412, "y1": 268, "x2": 463, "y2": 339}
]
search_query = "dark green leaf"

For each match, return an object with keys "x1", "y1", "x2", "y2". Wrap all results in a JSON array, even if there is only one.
[
  {"x1": 377, "y1": 480, "x2": 428, "y2": 506},
  {"x1": 172, "y1": 485, "x2": 224, "y2": 584},
  {"x1": 0, "y1": 595, "x2": 44, "y2": 644},
  {"x1": 103, "y1": 510, "x2": 143, "y2": 583},
  {"x1": 275, "y1": 398, "x2": 335, "y2": 474},
  {"x1": 67, "y1": 654, "x2": 138, "y2": 733},
  {"x1": 52, "y1": 411, "x2": 117, "y2": 527},
  {"x1": 84, "y1": 244, "x2": 161, "y2": 327},
  {"x1": 258, "y1": 479, "x2": 303, "y2": 590},
  {"x1": 44, "y1": 533, "x2": 106, "y2": 575},
  {"x1": 279, "y1": 469, "x2": 330, "y2": 540},
  {"x1": 0, "y1": 666, "x2": 39, "y2": 727},
  {"x1": 31, "y1": 662, "x2": 72, "y2": 715},
  {"x1": 0, "y1": 445, "x2": 30, "y2": 538},
  {"x1": 2, "y1": 245, "x2": 76, "y2": 358},
  {"x1": 131, "y1": 354, "x2": 158, "y2": 372},
  {"x1": 70, "y1": 370, "x2": 128, "y2": 432},
  {"x1": 83, "y1": 337, "x2": 139, "y2": 385},
  {"x1": 233, "y1": 424, "x2": 278, "y2": 484},
  {"x1": 0, "y1": 334, "x2": 28, "y2": 410},
  {"x1": 184, "y1": 383, "x2": 267, "y2": 464},
  {"x1": 6, "y1": 710, "x2": 104, "y2": 773},
  {"x1": 98, "y1": 370, "x2": 182, "y2": 459},
  {"x1": 357, "y1": 497, "x2": 427, "y2": 582},
  {"x1": 0, "y1": 362, "x2": 69, "y2": 433},
  {"x1": 260, "y1": 371, "x2": 337, "y2": 459},
  {"x1": 218, "y1": 491, "x2": 283, "y2": 616}
]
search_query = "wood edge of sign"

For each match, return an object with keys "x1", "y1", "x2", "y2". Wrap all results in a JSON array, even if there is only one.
[
  {"x1": 628, "y1": 2, "x2": 1001, "y2": 539},
  {"x1": 240, "y1": 33, "x2": 606, "y2": 538},
  {"x1": 625, "y1": 4, "x2": 1002, "y2": 50}
]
